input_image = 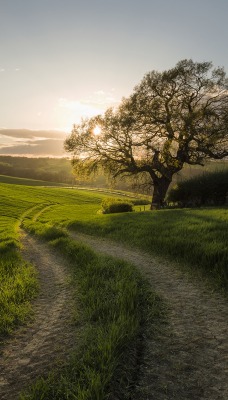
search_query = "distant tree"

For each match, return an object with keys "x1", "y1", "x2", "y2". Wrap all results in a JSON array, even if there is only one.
[
  {"x1": 0, "y1": 162, "x2": 13, "y2": 175},
  {"x1": 65, "y1": 59, "x2": 228, "y2": 208}
]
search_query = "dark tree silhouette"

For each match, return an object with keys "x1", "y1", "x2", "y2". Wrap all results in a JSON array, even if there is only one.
[{"x1": 65, "y1": 60, "x2": 228, "y2": 208}]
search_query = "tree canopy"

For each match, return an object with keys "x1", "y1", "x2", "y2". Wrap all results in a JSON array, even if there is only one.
[{"x1": 65, "y1": 59, "x2": 228, "y2": 208}]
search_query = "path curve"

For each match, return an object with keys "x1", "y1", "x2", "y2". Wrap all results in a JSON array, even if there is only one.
[
  {"x1": 70, "y1": 231, "x2": 228, "y2": 400},
  {"x1": 0, "y1": 231, "x2": 75, "y2": 400}
]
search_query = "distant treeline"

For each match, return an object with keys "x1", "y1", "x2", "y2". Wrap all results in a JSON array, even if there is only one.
[
  {"x1": 0, "y1": 156, "x2": 74, "y2": 184},
  {"x1": 0, "y1": 155, "x2": 227, "y2": 191}
]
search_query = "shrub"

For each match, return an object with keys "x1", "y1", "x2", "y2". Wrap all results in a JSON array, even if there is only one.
[
  {"x1": 101, "y1": 198, "x2": 133, "y2": 214},
  {"x1": 167, "y1": 169, "x2": 228, "y2": 207},
  {"x1": 132, "y1": 198, "x2": 150, "y2": 206}
]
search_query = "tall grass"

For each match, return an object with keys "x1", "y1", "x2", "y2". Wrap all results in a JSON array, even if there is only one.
[
  {"x1": 0, "y1": 245, "x2": 38, "y2": 338},
  {"x1": 0, "y1": 190, "x2": 42, "y2": 337},
  {"x1": 0, "y1": 182, "x2": 112, "y2": 336},
  {"x1": 66, "y1": 208, "x2": 228, "y2": 292},
  {"x1": 2, "y1": 179, "x2": 226, "y2": 293},
  {"x1": 1, "y1": 178, "x2": 227, "y2": 398},
  {"x1": 20, "y1": 222, "x2": 163, "y2": 400},
  {"x1": 16, "y1": 181, "x2": 227, "y2": 292},
  {"x1": 0, "y1": 181, "x2": 164, "y2": 397},
  {"x1": 1, "y1": 178, "x2": 227, "y2": 342}
]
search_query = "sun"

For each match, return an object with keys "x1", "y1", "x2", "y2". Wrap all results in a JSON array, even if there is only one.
[{"x1": 93, "y1": 125, "x2": 101, "y2": 135}]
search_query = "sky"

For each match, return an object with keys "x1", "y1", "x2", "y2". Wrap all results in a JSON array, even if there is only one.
[{"x1": 0, "y1": 0, "x2": 228, "y2": 157}]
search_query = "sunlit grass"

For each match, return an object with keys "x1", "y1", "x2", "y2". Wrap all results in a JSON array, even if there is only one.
[
  {"x1": 0, "y1": 182, "x2": 137, "y2": 337},
  {"x1": 0, "y1": 248, "x2": 38, "y2": 338},
  {"x1": 65, "y1": 208, "x2": 228, "y2": 292},
  {"x1": 0, "y1": 174, "x2": 67, "y2": 186},
  {"x1": 1, "y1": 178, "x2": 227, "y2": 399},
  {"x1": 12, "y1": 180, "x2": 227, "y2": 292},
  {"x1": 20, "y1": 223, "x2": 162, "y2": 400}
]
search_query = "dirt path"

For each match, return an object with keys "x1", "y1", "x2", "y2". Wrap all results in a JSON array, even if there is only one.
[
  {"x1": 0, "y1": 231, "x2": 76, "y2": 400},
  {"x1": 70, "y1": 231, "x2": 228, "y2": 400}
]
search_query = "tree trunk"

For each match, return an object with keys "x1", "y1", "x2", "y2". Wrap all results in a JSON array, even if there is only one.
[{"x1": 150, "y1": 176, "x2": 171, "y2": 210}]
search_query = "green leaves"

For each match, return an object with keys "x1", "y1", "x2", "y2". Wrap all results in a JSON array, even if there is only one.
[{"x1": 101, "y1": 197, "x2": 133, "y2": 214}]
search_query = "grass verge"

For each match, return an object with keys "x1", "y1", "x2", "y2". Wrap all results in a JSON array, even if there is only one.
[
  {"x1": 20, "y1": 220, "x2": 164, "y2": 400},
  {"x1": 0, "y1": 242, "x2": 38, "y2": 340}
]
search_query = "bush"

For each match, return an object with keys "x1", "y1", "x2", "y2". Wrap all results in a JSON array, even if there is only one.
[
  {"x1": 167, "y1": 169, "x2": 228, "y2": 207},
  {"x1": 132, "y1": 198, "x2": 150, "y2": 206},
  {"x1": 101, "y1": 198, "x2": 133, "y2": 214}
]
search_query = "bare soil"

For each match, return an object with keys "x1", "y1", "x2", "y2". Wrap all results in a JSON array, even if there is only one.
[
  {"x1": 70, "y1": 231, "x2": 228, "y2": 400},
  {"x1": 0, "y1": 231, "x2": 76, "y2": 400}
]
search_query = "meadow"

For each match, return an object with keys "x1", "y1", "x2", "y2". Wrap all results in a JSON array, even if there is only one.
[
  {"x1": 0, "y1": 174, "x2": 67, "y2": 186},
  {"x1": 1, "y1": 182, "x2": 160, "y2": 398},
  {"x1": 0, "y1": 179, "x2": 227, "y2": 398},
  {"x1": 34, "y1": 194, "x2": 228, "y2": 293},
  {"x1": 0, "y1": 183, "x2": 100, "y2": 337},
  {"x1": 1, "y1": 180, "x2": 227, "y2": 337}
]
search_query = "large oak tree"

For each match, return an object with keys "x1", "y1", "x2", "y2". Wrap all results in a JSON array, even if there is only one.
[{"x1": 65, "y1": 60, "x2": 228, "y2": 208}]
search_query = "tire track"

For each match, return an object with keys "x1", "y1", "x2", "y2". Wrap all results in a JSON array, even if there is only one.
[
  {"x1": 0, "y1": 231, "x2": 76, "y2": 400},
  {"x1": 69, "y1": 231, "x2": 228, "y2": 400}
]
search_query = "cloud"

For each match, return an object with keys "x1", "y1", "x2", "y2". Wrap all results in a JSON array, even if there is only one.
[
  {"x1": 58, "y1": 90, "x2": 120, "y2": 120},
  {"x1": 86, "y1": 90, "x2": 120, "y2": 108},
  {"x1": 94, "y1": 90, "x2": 105, "y2": 95},
  {"x1": 57, "y1": 98, "x2": 104, "y2": 126},
  {"x1": 0, "y1": 129, "x2": 68, "y2": 157},
  {"x1": 0, "y1": 129, "x2": 67, "y2": 140},
  {"x1": 0, "y1": 90, "x2": 120, "y2": 157},
  {"x1": 0, "y1": 138, "x2": 66, "y2": 157},
  {"x1": 54, "y1": 91, "x2": 121, "y2": 131}
]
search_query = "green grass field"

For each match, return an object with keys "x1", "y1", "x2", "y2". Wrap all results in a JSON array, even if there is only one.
[
  {"x1": 19, "y1": 225, "x2": 161, "y2": 400},
  {"x1": 0, "y1": 174, "x2": 69, "y2": 186},
  {"x1": 0, "y1": 181, "x2": 160, "y2": 398},
  {"x1": 0, "y1": 182, "x2": 141, "y2": 337},
  {"x1": 33, "y1": 195, "x2": 228, "y2": 293},
  {"x1": 1, "y1": 180, "x2": 227, "y2": 337},
  {"x1": 72, "y1": 208, "x2": 228, "y2": 292},
  {"x1": 1, "y1": 178, "x2": 227, "y2": 398}
]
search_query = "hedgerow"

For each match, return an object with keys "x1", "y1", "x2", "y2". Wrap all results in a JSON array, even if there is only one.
[{"x1": 167, "y1": 169, "x2": 228, "y2": 206}]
